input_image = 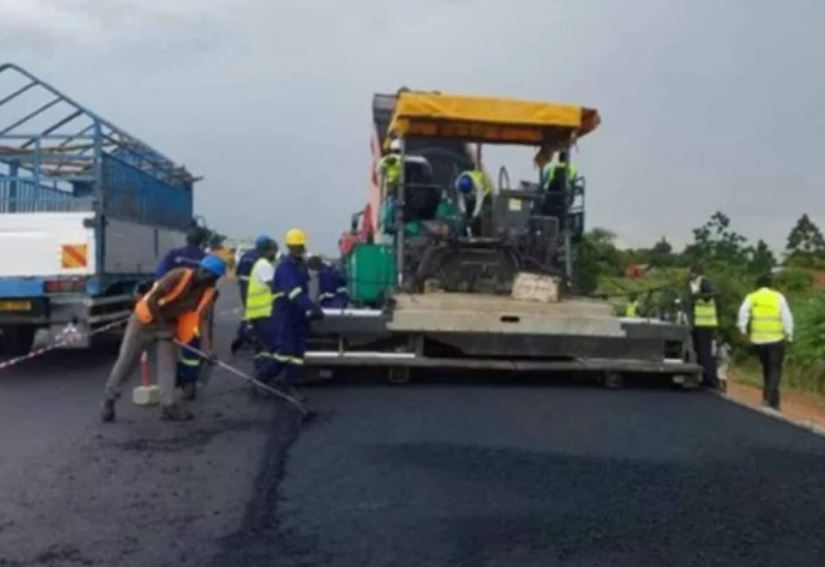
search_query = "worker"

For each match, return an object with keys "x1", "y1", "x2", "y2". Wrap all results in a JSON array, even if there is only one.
[
  {"x1": 625, "y1": 293, "x2": 640, "y2": 317},
  {"x1": 455, "y1": 169, "x2": 494, "y2": 235},
  {"x1": 688, "y1": 265, "x2": 720, "y2": 389},
  {"x1": 100, "y1": 255, "x2": 226, "y2": 423},
  {"x1": 244, "y1": 237, "x2": 279, "y2": 379},
  {"x1": 377, "y1": 139, "x2": 403, "y2": 235},
  {"x1": 307, "y1": 255, "x2": 349, "y2": 309},
  {"x1": 154, "y1": 226, "x2": 208, "y2": 279},
  {"x1": 541, "y1": 150, "x2": 579, "y2": 192},
  {"x1": 231, "y1": 236, "x2": 278, "y2": 354},
  {"x1": 262, "y1": 228, "x2": 324, "y2": 395},
  {"x1": 737, "y1": 274, "x2": 793, "y2": 410},
  {"x1": 154, "y1": 227, "x2": 210, "y2": 400}
]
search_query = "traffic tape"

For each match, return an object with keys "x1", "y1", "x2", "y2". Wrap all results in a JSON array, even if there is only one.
[{"x1": 0, "y1": 317, "x2": 129, "y2": 372}]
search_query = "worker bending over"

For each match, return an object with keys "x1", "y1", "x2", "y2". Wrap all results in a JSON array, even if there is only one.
[
  {"x1": 154, "y1": 226, "x2": 208, "y2": 278},
  {"x1": 255, "y1": 229, "x2": 323, "y2": 396},
  {"x1": 738, "y1": 274, "x2": 793, "y2": 410},
  {"x1": 307, "y1": 255, "x2": 349, "y2": 309},
  {"x1": 454, "y1": 168, "x2": 494, "y2": 235},
  {"x1": 101, "y1": 255, "x2": 226, "y2": 422},
  {"x1": 231, "y1": 235, "x2": 277, "y2": 354}
]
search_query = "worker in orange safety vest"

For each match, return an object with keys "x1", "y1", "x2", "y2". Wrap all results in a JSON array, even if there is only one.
[{"x1": 100, "y1": 255, "x2": 226, "y2": 423}]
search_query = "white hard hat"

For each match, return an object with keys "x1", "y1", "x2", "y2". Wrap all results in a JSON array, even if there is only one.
[{"x1": 389, "y1": 139, "x2": 402, "y2": 152}]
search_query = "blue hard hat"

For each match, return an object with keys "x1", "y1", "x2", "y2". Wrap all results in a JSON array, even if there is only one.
[
  {"x1": 456, "y1": 174, "x2": 474, "y2": 194},
  {"x1": 255, "y1": 234, "x2": 273, "y2": 251},
  {"x1": 200, "y1": 255, "x2": 226, "y2": 278}
]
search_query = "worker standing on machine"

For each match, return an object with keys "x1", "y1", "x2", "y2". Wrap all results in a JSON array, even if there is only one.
[
  {"x1": 270, "y1": 228, "x2": 324, "y2": 395},
  {"x1": 378, "y1": 139, "x2": 403, "y2": 234},
  {"x1": 100, "y1": 255, "x2": 226, "y2": 422},
  {"x1": 307, "y1": 255, "x2": 349, "y2": 309},
  {"x1": 688, "y1": 265, "x2": 720, "y2": 389},
  {"x1": 625, "y1": 293, "x2": 641, "y2": 317},
  {"x1": 541, "y1": 150, "x2": 579, "y2": 192},
  {"x1": 231, "y1": 235, "x2": 277, "y2": 354},
  {"x1": 454, "y1": 169, "x2": 494, "y2": 235},
  {"x1": 738, "y1": 273, "x2": 794, "y2": 410}
]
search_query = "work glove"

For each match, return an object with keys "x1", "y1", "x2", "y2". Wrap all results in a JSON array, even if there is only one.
[{"x1": 306, "y1": 305, "x2": 325, "y2": 322}]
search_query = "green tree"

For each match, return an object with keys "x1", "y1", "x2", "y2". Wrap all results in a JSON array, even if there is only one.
[
  {"x1": 748, "y1": 239, "x2": 776, "y2": 276},
  {"x1": 785, "y1": 214, "x2": 825, "y2": 268},
  {"x1": 684, "y1": 212, "x2": 749, "y2": 266},
  {"x1": 574, "y1": 228, "x2": 623, "y2": 294}
]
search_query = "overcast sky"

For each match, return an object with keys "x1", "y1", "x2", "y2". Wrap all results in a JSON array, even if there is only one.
[{"x1": 1, "y1": 0, "x2": 823, "y2": 253}]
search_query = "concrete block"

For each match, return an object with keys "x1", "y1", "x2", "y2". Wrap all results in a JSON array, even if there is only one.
[
  {"x1": 132, "y1": 385, "x2": 160, "y2": 406},
  {"x1": 511, "y1": 272, "x2": 559, "y2": 303}
]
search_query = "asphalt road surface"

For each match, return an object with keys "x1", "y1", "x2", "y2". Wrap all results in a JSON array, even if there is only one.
[{"x1": 2, "y1": 298, "x2": 825, "y2": 566}]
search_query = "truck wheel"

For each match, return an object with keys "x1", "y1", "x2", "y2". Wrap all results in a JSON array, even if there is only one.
[
  {"x1": 1, "y1": 326, "x2": 36, "y2": 356},
  {"x1": 603, "y1": 372, "x2": 624, "y2": 389},
  {"x1": 387, "y1": 367, "x2": 410, "y2": 384}
]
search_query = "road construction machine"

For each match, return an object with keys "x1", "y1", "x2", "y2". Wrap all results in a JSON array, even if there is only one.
[{"x1": 310, "y1": 90, "x2": 700, "y2": 386}]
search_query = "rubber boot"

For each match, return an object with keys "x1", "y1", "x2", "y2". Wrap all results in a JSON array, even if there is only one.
[
  {"x1": 181, "y1": 382, "x2": 197, "y2": 401},
  {"x1": 100, "y1": 398, "x2": 116, "y2": 423}
]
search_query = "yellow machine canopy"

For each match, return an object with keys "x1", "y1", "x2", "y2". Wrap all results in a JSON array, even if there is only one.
[{"x1": 387, "y1": 92, "x2": 600, "y2": 149}]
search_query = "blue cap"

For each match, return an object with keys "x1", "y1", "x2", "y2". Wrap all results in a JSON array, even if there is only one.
[
  {"x1": 255, "y1": 235, "x2": 274, "y2": 251},
  {"x1": 200, "y1": 255, "x2": 226, "y2": 278},
  {"x1": 456, "y1": 174, "x2": 474, "y2": 194}
]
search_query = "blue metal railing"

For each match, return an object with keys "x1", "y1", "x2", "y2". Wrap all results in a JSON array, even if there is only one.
[
  {"x1": 0, "y1": 63, "x2": 196, "y2": 226},
  {"x1": 0, "y1": 177, "x2": 93, "y2": 213}
]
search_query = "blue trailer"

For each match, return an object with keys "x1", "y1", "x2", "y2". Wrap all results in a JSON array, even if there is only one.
[{"x1": 0, "y1": 63, "x2": 197, "y2": 354}]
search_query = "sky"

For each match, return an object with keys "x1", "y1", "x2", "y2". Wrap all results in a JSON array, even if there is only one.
[{"x1": 1, "y1": 0, "x2": 823, "y2": 254}]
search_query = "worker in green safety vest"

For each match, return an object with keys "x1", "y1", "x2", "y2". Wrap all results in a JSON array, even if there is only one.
[
  {"x1": 245, "y1": 237, "x2": 280, "y2": 380},
  {"x1": 737, "y1": 273, "x2": 794, "y2": 410},
  {"x1": 625, "y1": 293, "x2": 640, "y2": 317},
  {"x1": 541, "y1": 150, "x2": 579, "y2": 191},
  {"x1": 688, "y1": 265, "x2": 720, "y2": 389}
]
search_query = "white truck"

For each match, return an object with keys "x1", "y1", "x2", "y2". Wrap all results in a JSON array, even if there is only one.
[{"x1": 0, "y1": 63, "x2": 197, "y2": 354}]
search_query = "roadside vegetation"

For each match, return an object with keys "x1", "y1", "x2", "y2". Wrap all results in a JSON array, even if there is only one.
[{"x1": 575, "y1": 212, "x2": 825, "y2": 396}]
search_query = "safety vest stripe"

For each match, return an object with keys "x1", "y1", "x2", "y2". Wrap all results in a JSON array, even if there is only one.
[
  {"x1": 288, "y1": 287, "x2": 303, "y2": 300},
  {"x1": 178, "y1": 357, "x2": 201, "y2": 367},
  {"x1": 318, "y1": 292, "x2": 336, "y2": 300},
  {"x1": 238, "y1": 275, "x2": 250, "y2": 281},
  {"x1": 335, "y1": 287, "x2": 348, "y2": 293}
]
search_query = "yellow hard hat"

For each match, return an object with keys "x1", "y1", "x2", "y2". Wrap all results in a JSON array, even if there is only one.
[{"x1": 285, "y1": 228, "x2": 308, "y2": 246}]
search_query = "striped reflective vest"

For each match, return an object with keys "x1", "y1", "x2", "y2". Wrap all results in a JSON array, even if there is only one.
[
  {"x1": 626, "y1": 300, "x2": 639, "y2": 317},
  {"x1": 135, "y1": 268, "x2": 194, "y2": 324},
  {"x1": 245, "y1": 258, "x2": 274, "y2": 320},
  {"x1": 693, "y1": 298, "x2": 718, "y2": 328},
  {"x1": 176, "y1": 287, "x2": 216, "y2": 344},
  {"x1": 747, "y1": 288, "x2": 784, "y2": 343}
]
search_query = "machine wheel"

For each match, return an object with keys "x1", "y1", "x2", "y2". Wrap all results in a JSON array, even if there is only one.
[
  {"x1": 387, "y1": 367, "x2": 410, "y2": 385},
  {"x1": 603, "y1": 372, "x2": 625, "y2": 389},
  {"x1": 1, "y1": 326, "x2": 36, "y2": 356}
]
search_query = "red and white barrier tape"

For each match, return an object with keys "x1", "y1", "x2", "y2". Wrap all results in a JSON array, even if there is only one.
[{"x1": 0, "y1": 317, "x2": 129, "y2": 372}]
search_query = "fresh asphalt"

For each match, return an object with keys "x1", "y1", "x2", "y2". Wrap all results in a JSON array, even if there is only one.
[{"x1": 2, "y1": 289, "x2": 825, "y2": 566}]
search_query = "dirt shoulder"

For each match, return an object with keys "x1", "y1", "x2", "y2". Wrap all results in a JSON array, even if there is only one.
[{"x1": 725, "y1": 373, "x2": 825, "y2": 430}]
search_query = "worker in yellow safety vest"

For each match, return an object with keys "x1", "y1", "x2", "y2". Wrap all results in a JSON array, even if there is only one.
[
  {"x1": 738, "y1": 273, "x2": 794, "y2": 410},
  {"x1": 244, "y1": 237, "x2": 280, "y2": 381},
  {"x1": 377, "y1": 139, "x2": 403, "y2": 234},
  {"x1": 625, "y1": 294, "x2": 640, "y2": 317},
  {"x1": 688, "y1": 265, "x2": 720, "y2": 389},
  {"x1": 455, "y1": 169, "x2": 494, "y2": 235},
  {"x1": 541, "y1": 150, "x2": 578, "y2": 191}
]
